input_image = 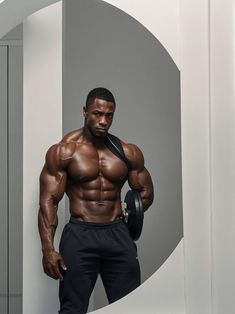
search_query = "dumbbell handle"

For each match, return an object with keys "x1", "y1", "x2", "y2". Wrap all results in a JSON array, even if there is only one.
[{"x1": 121, "y1": 202, "x2": 129, "y2": 223}]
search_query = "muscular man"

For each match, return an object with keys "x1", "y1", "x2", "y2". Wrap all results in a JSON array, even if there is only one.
[{"x1": 38, "y1": 87, "x2": 154, "y2": 314}]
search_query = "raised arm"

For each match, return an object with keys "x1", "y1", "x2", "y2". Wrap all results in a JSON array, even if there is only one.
[
  {"x1": 124, "y1": 144, "x2": 154, "y2": 211},
  {"x1": 38, "y1": 143, "x2": 74, "y2": 280}
]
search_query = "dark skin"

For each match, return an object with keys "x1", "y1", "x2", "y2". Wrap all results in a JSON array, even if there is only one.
[{"x1": 38, "y1": 98, "x2": 154, "y2": 281}]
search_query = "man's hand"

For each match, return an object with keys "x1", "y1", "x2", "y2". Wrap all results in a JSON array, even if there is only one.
[{"x1": 42, "y1": 250, "x2": 67, "y2": 280}]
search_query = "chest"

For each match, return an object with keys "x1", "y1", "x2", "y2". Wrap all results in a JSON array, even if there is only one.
[{"x1": 67, "y1": 145, "x2": 128, "y2": 182}]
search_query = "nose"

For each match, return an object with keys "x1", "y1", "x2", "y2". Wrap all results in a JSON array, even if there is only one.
[{"x1": 99, "y1": 116, "x2": 108, "y2": 127}]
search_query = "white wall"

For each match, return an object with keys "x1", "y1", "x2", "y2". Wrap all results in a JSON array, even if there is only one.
[
  {"x1": 210, "y1": 1, "x2": 235, "y2": 312},
  {"x1": 179, "y1": 1, "x2": 212, "y2": 313},
  {"x1": 23, "y1": 2, "x2": 63, "y2": 314},
  {"x1": 0, "y1": 0, "x2": 60, "y2": 39}
]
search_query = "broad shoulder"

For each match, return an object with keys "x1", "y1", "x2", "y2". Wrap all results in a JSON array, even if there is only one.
[
  {"x1": 45, "y1": 141, "x2": 76, "y2": 173},
  {"x1": 122, "y1": 142, "x2": 144, "y2": 170},
  {"x1": 45, "y1": 129, "x2": 82, "y2": 164}
]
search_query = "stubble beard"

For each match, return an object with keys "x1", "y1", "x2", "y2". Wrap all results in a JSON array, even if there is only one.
[{"x1": 87, "y1": 124, "x2": 107, "y2": 139}]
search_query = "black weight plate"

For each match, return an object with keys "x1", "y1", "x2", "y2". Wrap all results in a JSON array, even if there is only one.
[{"x1": 124, "y1": 190, "x2": 144, "y2": 241}]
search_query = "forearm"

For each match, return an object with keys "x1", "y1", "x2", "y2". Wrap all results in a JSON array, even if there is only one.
[
  {"x1": 128, "y1": 168, "x2": 154, "y2": 211},
  {"x1": 140, "y1": 187, "x2": 154, "y2": 211},
  {"x1": 38, "y1": 202, "x2": 58, "y2": 252}
]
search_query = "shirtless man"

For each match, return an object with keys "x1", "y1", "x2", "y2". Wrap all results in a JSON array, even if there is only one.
[{"x1": 38, "y1": 87, "x2": 154, "y2": 314}]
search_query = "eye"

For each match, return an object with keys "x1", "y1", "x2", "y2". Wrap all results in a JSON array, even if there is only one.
[
  {"x1": 107, "y1": 113, "x2": 114, "y2": 119},
  {"x1": 94, "y1": 112, "x2": 102, "y2": 117}
]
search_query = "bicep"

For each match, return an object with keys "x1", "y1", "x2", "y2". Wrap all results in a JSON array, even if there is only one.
[
  {"x1": 125, "y1": 143, "x2": 154, "y2": 209},
  {"x1": 40, "y1": 144, "x2": 69, "y2": 204},
  {"x1": 126, "y1": 143, "x2": 150, "y2": 190},
  {"x1": 39, "y1": 166, "x2": 67, "y2": 206}
]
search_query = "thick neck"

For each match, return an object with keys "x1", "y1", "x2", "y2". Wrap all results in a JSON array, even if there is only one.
[{"x1": 82, "y1": 125, "x2": 106, "y2": 147}]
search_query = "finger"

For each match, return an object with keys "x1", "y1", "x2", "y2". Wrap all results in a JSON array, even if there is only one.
[
  {"x1": 46, "y1": 265, "x2": 59, "y2": 280},
  {"x1": 59, "y1": 259, "x2": 67, "y2": 271},
  {"x1": 53, "y1": 263, "x2": 64, "y2": 280},
  {"x1": 43, "y1": 261, "x2": 56, "y2": 279},
  {"x1": 43, "y1": 265, "x2": 53, "y2": 278}
]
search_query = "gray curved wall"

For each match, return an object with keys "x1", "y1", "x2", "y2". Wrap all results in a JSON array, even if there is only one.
[{"x1": 62, "y1": 0, "x2": 182, "y2": 310}]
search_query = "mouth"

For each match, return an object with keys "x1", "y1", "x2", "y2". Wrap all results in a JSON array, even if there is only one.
[{"x1": 96, "y1": 128, "x2": 107, "y2": 132}]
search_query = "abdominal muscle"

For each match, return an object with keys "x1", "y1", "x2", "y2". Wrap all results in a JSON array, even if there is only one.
[{"x1": 66, "y1": 179, "x2": 124, "y2": 222}]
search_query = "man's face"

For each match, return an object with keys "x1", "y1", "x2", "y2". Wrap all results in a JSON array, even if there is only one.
[{"x1": 83, "y1": 98, "x2": 115, "y2": 138}]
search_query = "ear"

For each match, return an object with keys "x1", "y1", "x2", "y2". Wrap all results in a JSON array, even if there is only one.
[{"x1": 83, "y1": 106, "x2": 87, "y2": 118}]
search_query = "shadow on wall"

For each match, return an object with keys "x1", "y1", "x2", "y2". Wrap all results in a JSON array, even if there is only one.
[{"x1": 63, "y1": 0, "x2": 183, "y2": 311}]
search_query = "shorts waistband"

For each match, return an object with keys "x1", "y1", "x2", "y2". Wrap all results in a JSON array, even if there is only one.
[{"x1": 69, "y1": 216, "x2": 123, "y2": 228}]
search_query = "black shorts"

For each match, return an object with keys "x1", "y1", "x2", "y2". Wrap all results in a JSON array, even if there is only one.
[{"x1": 58, "y1": 216, "x2": 141, "y2": 314}]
